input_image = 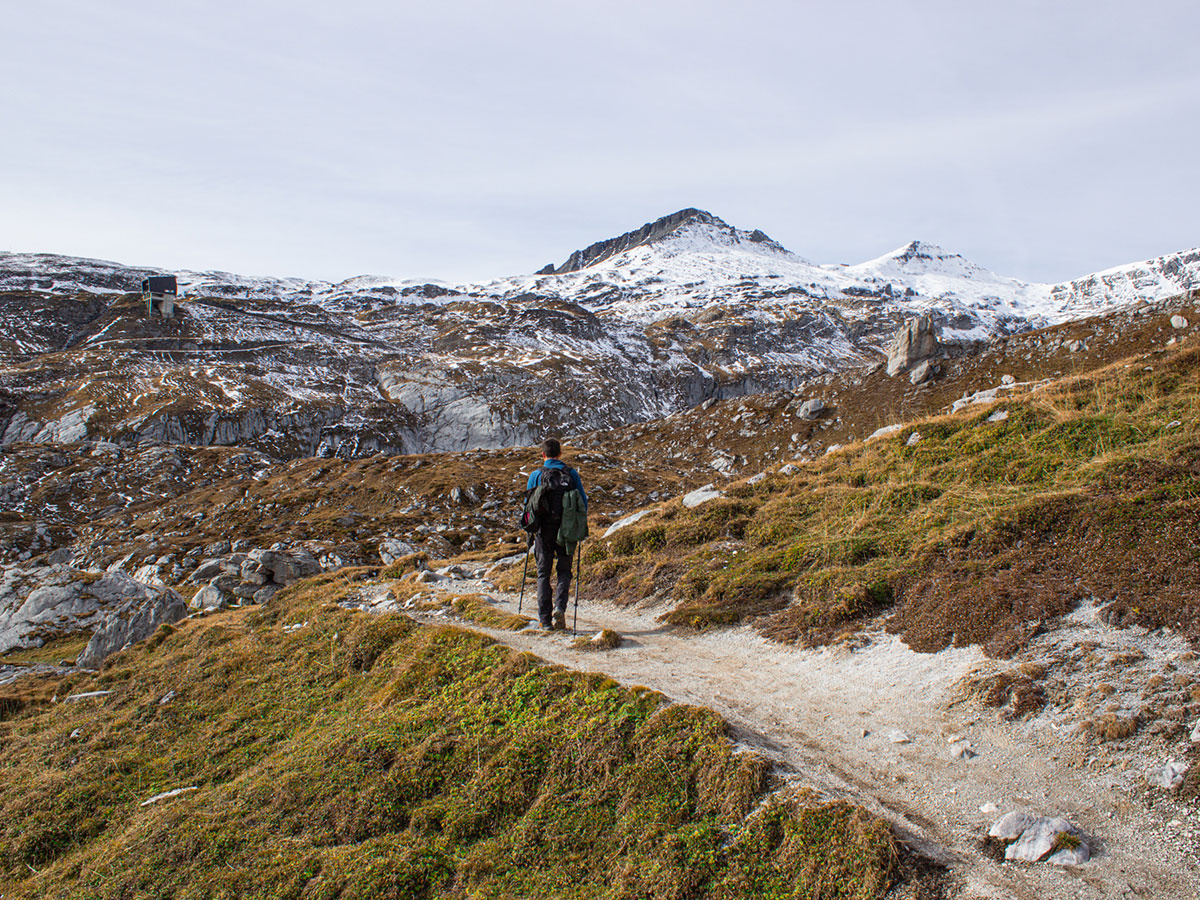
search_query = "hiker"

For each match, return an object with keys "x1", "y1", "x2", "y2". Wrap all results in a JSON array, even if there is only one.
[{"x1": 524, "y1": 438, "x2": 587, "y2": 631}]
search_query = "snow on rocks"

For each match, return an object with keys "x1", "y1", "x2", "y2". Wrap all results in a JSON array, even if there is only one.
[
  {"x1": 682, "y1": 484, "x2": 724, "y2": 509},
  {"x1": 990, "y1": 812, "x2": 1090, "y2": 866}
]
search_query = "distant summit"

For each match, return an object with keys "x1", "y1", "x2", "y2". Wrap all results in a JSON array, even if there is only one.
[
  {"x1": 537, "y1": 208, "x2": 787, "y2": 274},
  {"x1": 850, "y1": 240, "x2": 994, "y2": 281}
]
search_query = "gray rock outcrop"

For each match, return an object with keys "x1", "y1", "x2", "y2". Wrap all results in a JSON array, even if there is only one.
[
  {"x1": 76, "y1": 585, "x2": 186, "y2": 668},
  {"x1": 184, "y1": 545, "x2": 324, "y2": 613},
  {"x1": 0, "y1": 564, "x2": 181, "y2": 656},
  {"x1": 886, "y1": 315, "x2": 940, "y2": 377}
]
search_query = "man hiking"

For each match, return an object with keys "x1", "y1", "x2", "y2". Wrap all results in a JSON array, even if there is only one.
[{"x1": 524, "y1": 438, "x2": 587, "y2": 631}]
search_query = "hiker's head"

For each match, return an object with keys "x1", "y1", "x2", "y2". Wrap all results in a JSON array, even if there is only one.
[{"x1": 541, "y1": 438, "x2": 561, "y2": 460}]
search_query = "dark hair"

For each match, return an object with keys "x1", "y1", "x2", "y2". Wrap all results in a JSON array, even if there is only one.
[{"x1": 542, "y1": 438, "x2": 561, "y2": 458}]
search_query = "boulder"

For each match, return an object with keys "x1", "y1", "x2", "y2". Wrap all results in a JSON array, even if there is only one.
[
  {"x1": 380, "y1": 539, "x2": 421, "y2": 565},
  {"x1": 186, "y1": 560, "x2": 224, "y2": 582},
  {"x1": 1171, "y1": 314, "x2": 1189, "y2": 329},
  {"x1": 240, "y1": 559, "x2": 268, "y2": 585},
  {"x1": 1047, "y1": 843, "x2": 1090, "y2": 866},
  {"x1": 990, "y1": 813, "x2": 1089, "y2": 866},
  {"x1": 190, "y1": 584, "x2": 229, "y2": 611},
  {"x1": 886, "y1": 316, "x2": 939, "y2": 377},
  {"x1": 76, "y1": 584, "x2": 186, "y2": 668},
  {"x1": 796, "y1": 398, "x2": 825, "y2": 420},
  {"x1": 908, "y1": 359, "x2": 937, "y2": 385},
  {"x1": 253, "y1": 585, "x2": 280, "y2": 604},
  {"x1": 246, "y1": 548, "x2": 320, "y2": 586}
]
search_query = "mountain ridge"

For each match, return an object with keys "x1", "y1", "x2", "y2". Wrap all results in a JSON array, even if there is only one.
[{"x1": 2, "y1": 212, "x2": 1199, "y2": 459}]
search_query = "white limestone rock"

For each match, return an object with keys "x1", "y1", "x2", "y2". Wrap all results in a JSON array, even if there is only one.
[
  {"x1": 682, "y1": 484, "x2": 723, "y2": 509},
  {"x1": 1004, "y1": 817, "x2": 1076, "y2": 863},
  {"x1": 604, "y1": 510, "x2": 653, "y2": 537}
]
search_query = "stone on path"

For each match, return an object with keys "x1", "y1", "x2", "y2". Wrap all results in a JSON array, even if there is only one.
[
  {"x1": 989, "y1": 811, "x2": 1035, "y2": 840},
  {"x1": 1004, "y1": 816, "x2": 1076, "y2": 863},
  {"x1": 1146, "y1": 761, "x2": 1190, "y2": 790},
  {"x1": 990, "y1": 812, "x2": 1090, "y2": 866}
]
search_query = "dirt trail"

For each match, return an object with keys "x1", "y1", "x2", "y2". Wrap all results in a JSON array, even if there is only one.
[{"x1": 418, "y1": 572, "x2": 1200, "y2": 900}]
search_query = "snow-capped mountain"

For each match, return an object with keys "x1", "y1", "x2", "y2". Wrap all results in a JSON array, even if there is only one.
[{"x1": 1, "y1": 209, "x2": 1197, "y2": 458}]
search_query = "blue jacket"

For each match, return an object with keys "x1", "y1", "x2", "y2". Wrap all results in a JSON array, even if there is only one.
[{"x1": 527, "y1": 458, "x2": 587, "y2": 510}]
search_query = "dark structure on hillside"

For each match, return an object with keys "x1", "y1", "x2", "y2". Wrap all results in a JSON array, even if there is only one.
[{"x1": 142, "y1": 276, "x2": 177, "y2": 318}]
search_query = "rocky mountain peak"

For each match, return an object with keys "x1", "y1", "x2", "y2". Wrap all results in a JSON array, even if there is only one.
[{"x1": 536, "y1": 208, "x2": 785, "y2": 275}]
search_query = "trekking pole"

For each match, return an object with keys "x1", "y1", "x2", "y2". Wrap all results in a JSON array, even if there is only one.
[
  {"x1": 517, "y1": 541, "x2": 531, "y2": 615},
  {"x1": 572, "y1": 543, "x2": 582, "y2": 636}
]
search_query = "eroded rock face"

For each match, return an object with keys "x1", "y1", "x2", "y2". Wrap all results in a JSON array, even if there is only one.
[
  {"x1": 76, "y1": 586, "x2": 186, "y2": 668},
  {"x1": 887, "y1": 316, "x2": 940, "y2": 377},
  {"x1": 0, "y1": 564, "x2": 184, "y2": 662}
]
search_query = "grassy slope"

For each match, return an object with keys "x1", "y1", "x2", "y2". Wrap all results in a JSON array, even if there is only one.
[
  {"x1": 584, "y1": 337, "x2": 1200, "y2": 655},
  {"x1": 0, "y1": 574, "x2": 897, "y2": 900}
]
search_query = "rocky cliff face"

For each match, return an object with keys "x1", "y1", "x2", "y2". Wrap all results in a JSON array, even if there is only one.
[{"x1": 1, "y1": 213, "x2": 1197, "y2": 459}]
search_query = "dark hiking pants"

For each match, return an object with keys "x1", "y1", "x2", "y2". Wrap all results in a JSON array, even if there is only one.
[{"x1": 533, "y1": 524, "x2": 571, "y2": 625}]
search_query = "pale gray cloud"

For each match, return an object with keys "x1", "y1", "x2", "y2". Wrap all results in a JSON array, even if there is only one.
[{"x1": 2, "y1": 0, "x2": 1197, "y2": 283}]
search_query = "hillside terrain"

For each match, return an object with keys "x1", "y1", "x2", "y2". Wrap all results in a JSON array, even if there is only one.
[
  {"x1": 1, "y1": 237, "x2": 1199, "y2": 898},
  {"x1": 2, "y1": 210, "x2": 1197, "y2": 458}
]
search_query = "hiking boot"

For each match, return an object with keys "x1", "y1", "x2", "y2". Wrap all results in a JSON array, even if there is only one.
[
  {"x1": 552, "y1": 610, "x2": 566, "y2": 631},
  {"x1": 540, "y1": 620, "x2": 555, "y2": 632}
]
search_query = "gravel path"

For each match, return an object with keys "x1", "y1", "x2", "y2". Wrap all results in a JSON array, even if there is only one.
[{"x1": 413, "y1": 572, "x2": 1200, "y2": 900}]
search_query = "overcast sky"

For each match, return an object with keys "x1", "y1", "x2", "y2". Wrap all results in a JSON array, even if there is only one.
[{"x1": 3, "y1": 0, "x2": 1197, "y2": 284}]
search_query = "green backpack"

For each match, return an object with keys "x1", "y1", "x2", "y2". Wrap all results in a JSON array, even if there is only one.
[{"x1": 558, "y1": 489, "x2": 589, "y2": 555}]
